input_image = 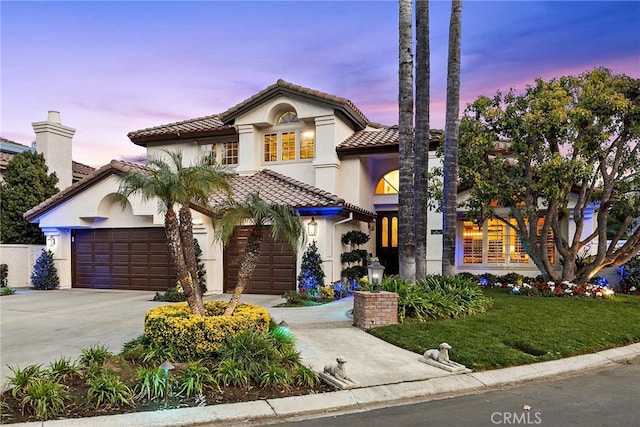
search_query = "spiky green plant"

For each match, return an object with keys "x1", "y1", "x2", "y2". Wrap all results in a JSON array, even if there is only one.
[
  {"x1": 86, "y1": 372, "x2": 133, "y2": 409},
  {"x1": 47, "y1": 357, "x2": 82, "y2": 382},
  {"x1": 259, "y1": 365, "x2": 291, "y2": 389},
  {"x1": 6, "y1": 364, "x2": 45, "y2": 398},
  {"x1": 79, "y1": 344, "x2": 113, "y2": 369},
  {"x1": 176, "y1": 361, "x2": 218, "y2": 398},
  {"x1": 214, "y1": 359, "x2": 249, "y2": 388},
  {"x1": 294, "y1": 365, "x2": 319, "y2": 387},
  {"x1": 20, "y1": 377, "x2": 69, "y2": 420},
  {"x1": 133, "y1": 367, "x2": 167, "y2": 401}
]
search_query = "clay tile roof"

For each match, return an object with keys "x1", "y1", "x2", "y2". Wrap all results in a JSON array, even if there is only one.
[
  {"x1": 24, "y1": 160, "x2": 149, "y2": 221},
  {"x1": 337, "y1": 127, "x2": 444, "y2": 155},
  {"x1": 220, "y1": 79, "x2": 370, "y2": 129},
  {"x1": 127, "y1": 115, "x2": 231, "y2": 144},
  {"x1": 208, "y1": 169, "x2": 376, "y2": 219},
  {"x1": 25, "y1": 163, "x2": 375, "y2": 222}
]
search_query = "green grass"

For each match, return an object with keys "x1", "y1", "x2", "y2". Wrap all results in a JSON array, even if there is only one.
[{"x1": 369, "y1": 288, "x2": 640, "y2": 371}]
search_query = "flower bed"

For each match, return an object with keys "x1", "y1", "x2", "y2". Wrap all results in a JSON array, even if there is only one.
[{"x1": 506, "y1": 281, "x2": 615, "y2": 298}]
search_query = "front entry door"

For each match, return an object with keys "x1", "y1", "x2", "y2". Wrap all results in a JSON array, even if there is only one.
[{"x1": 376, "y1": 211, "x2": 399, "y2": 275}]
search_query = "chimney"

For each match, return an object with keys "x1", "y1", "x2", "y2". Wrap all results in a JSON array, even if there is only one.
[{"x1": 32, "y1": 111, "x2": 76, "y2": 189}]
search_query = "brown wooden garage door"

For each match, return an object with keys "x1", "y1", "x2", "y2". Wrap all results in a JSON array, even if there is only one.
[
  {"x1": 72, "y1": 228, "x2": 176, "y2": 291},
  {"x1": 223, "y1": 226, "x2": 296, "y2": 295}
]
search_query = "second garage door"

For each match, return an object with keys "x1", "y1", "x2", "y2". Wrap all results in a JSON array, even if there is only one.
[
  {"x1": 72, "y1": 228, "x2": 176, "y2": 291},
  {"x1": 223, "y1": 226, "x2": 296, "y2": 295}
]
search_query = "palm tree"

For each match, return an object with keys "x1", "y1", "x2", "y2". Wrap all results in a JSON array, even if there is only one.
[
  {"x1": 398, "y1": 0, "x2": 416, "y2": 281},
  {"x1": 212, "y1": 193, "x2": 305, "y2": 316},
  {"x1": 117, "y1": 150, "x2": 232, "y2": 315},
  {"x1": 414, "y1": 0, "x2": 430, "y2": 280},
  {"x1": 442, "y1": 0, "x2": 462, "y2": 276}
]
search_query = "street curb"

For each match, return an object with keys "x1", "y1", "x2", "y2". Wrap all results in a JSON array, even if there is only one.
[{"x1": 12, "y1": 343, "x2": 640, "y2": 427}]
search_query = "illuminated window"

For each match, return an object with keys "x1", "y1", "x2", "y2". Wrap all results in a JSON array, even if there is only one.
[
  {"x1": 462, "y1": 221, "x2": 483, "y2": 264},
  {"x1": 281, "y1": 132, "x2": 296, "y2": 161},
  {"x1": 264, "y1": 134, "x2": 277, "y2": 162},
  {"x1": 486, "y1": 220, "x2": 505, "y2": 263},
  {"x1": 221, "y1": 141, "x2": 238, "y2": 165},
  {"x1": 461, "y1": 217, "x2": 555, "y2": 266},
  {"x1": 375, "y1": 170, "x2": 399, "y2": 194},
  {"x1": 300, "y1": 130, "x2": 315, "y2": 159},
  {"x1": 391, "y1": 217, "x2": 398, "y2": 247},
  {"x1": 262, "y1": 110, "x2": 314, "y2": 163},
  {"x1": 509, "y1": 219, "x2": 529, "y2": 264},
  {"x1": 381, "y1": 217, "x2": 389, "y2": 248}
]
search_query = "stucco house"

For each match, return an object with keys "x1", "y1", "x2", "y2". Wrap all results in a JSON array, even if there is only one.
[{"x1": 24, "y1": 80, "x2": 591, "y2": 294}]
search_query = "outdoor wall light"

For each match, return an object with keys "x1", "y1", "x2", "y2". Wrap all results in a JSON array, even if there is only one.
[
  {"x1": 307, "y1": 217, "x2": 318, "y2": 237},
  {"x1": 47, "y1": 235, "x2": 56, "y2": 247},
  {"x1": 368, "y1": 258, "x2": 385, "y2": 293}
]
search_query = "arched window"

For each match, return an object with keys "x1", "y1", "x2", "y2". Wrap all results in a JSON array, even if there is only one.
[
  {"x1": 375, "y1": 170, "x2": 399, "y2": 194},
  {"x1": 277, "y1": 111, "x2": 299, "y2": 124}
]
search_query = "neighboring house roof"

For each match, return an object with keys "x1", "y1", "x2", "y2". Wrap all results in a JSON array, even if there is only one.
[
  {"x1": 337, "y1": 126, "x2": 444, "y2": 156},
  {"x1": 25, "y1": 161, "x2": 375, "y2": 222},
  {"x1": 128, "y1": 79, "x2": 371, "y2": 146},
  {"x1": 208, "y1": 169, "x2": 376, "y2": 221},
  {"x1": 0, "y1": 137, "x2": 95, "y2": 182}
]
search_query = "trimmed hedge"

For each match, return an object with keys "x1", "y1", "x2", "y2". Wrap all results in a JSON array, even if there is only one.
[{"x1": 144, "y1": 301, "x2": 270, "y2": 361}]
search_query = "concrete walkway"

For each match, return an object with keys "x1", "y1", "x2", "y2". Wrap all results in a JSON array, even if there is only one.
[{"x1": 2, "y1": 289, "x2": 639, "y2": 426}]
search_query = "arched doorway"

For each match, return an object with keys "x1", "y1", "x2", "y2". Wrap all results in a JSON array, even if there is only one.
[{"x1": 374, "y1": 170, "x2": 399, "y2": 275}]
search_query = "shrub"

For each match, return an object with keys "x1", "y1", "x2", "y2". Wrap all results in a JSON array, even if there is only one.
[
  {"x1": 281, "y1": 290, "x2": 306, "y2": 305},
  {"x1": 0, "y1": 286, "x2": 16, "y2": 296},
  {"x1": 616, "y1": 254, "x2": 640, "y2": 295},
  {"x1": 377, "y1": 274, "x2": 493, "y2": 323},
  {"x1": 297, "y1": 240, "x2": 325, "y2": 297},
  {"x1": 153, "y1": 286, "x2": 188, "y2": 302},
  {"x1": 294, "y1": 365, "x2": 319, "y2": 387},
  {"x1": 134, "y1": 367, "x2": 170, "y2": 401},
  {"x1": 7, "y1": 364, "x2": 45, "y2": 399},
  {"x1": 47, "y1": 357, "x2": 82, "y2": 382},
  {"x1": 176, "y1": 361, "x2": 217, "y2": 398},
  {"x1": 31, "y1": 249, "x2": 59, "y2": 290},
  {"x1": 144, "y1": 301, "x2": 270, "y2": 361},
  {"x1": 86, "y1": 371, "x2": 134, "y2": 409},
  {"x1": 1, "y1": 263, "x2": 8, "y2": 287},
  {"x1": 214, "y1": 359, "x2": 249, "y2": 388},
  {"x1": 20, "y1": 377, "x2": 69, "y2": 420},
  {"x1": 340, "y1": 230, "x2": 370, "y2": 280},
  {"x1": 79, "y1": 344, "x2": 113, "y2": 370}
]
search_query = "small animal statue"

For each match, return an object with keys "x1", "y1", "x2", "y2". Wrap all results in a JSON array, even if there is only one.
[
  {"x1": 424, "y1": 342, "x2": 452, "y2": 364},
  {"x1": 324, "y1": 356, "x2": 349, "y2": 380}
]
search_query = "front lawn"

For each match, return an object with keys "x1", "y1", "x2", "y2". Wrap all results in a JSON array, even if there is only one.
[{"x1": 369, "y1": 288, "x2": 640, "y2": 371}]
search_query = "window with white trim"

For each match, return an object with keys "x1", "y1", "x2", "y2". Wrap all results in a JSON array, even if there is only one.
[
  {"x1": 201, "y1": 141, "x2": 239, "y2": 165},
  {"x1": 262, "y1": 111, "x2": 315, "y2": 163},
  {"x1": 461, "y1": 218, "x2": 554, "y2": 266}
]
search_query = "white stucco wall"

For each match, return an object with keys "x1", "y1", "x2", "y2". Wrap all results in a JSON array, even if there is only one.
[{"x1": 0, "y1": 245, "x2": 45, "y2": 287}]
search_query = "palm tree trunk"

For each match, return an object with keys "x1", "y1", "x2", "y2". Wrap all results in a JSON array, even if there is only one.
[
  {"x1": 165, "y1": 209, "x2": 204, "y2": 315},
  {"x1": 398, "y1": 0, "x2": 416, "y2": 281},
  {"x1": 179, "y1": 205, "x2": 205, "y2": 314},
  {"x1": 224, "y1": 226, "x2": 263, "y2": 316},
  {"x1": 442, "y1": 0, "x2": 462, "y2": 277},
  {"x1": 414, "y1": 0, "x2": 430, "y2": 280}
]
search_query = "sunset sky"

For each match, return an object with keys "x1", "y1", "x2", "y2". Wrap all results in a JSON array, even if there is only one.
[{"x1": 2, "y1": 0, "x2": 639, "y2": 168}]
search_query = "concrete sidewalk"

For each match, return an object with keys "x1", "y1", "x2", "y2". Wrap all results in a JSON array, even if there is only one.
[{"x1": 2, "y1": 289, "x2": 640, "y2": 426}]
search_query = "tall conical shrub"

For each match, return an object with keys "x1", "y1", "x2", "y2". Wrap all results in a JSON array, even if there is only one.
[
  {"x1": 297, "y1": 240, "x2": 325, "y2": 297},
  {"x1": 31, "y1": 249, "x2": 59, "y2": 290}
]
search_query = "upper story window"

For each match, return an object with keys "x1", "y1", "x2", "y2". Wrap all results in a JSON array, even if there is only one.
[
  {"x1": 202, "y1": 141, "x2": 238, "y2": 166},
  {"x1": 375, "y1": 170, "x2": 399, "y2": 194},
  {"x1": 263, "y1": 110, "x2": 314, "y2": 163}
]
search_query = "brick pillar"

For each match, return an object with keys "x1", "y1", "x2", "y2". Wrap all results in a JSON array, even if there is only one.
[{"x1": 353, "y1": 291, "x2": 398, "y2": 330}]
